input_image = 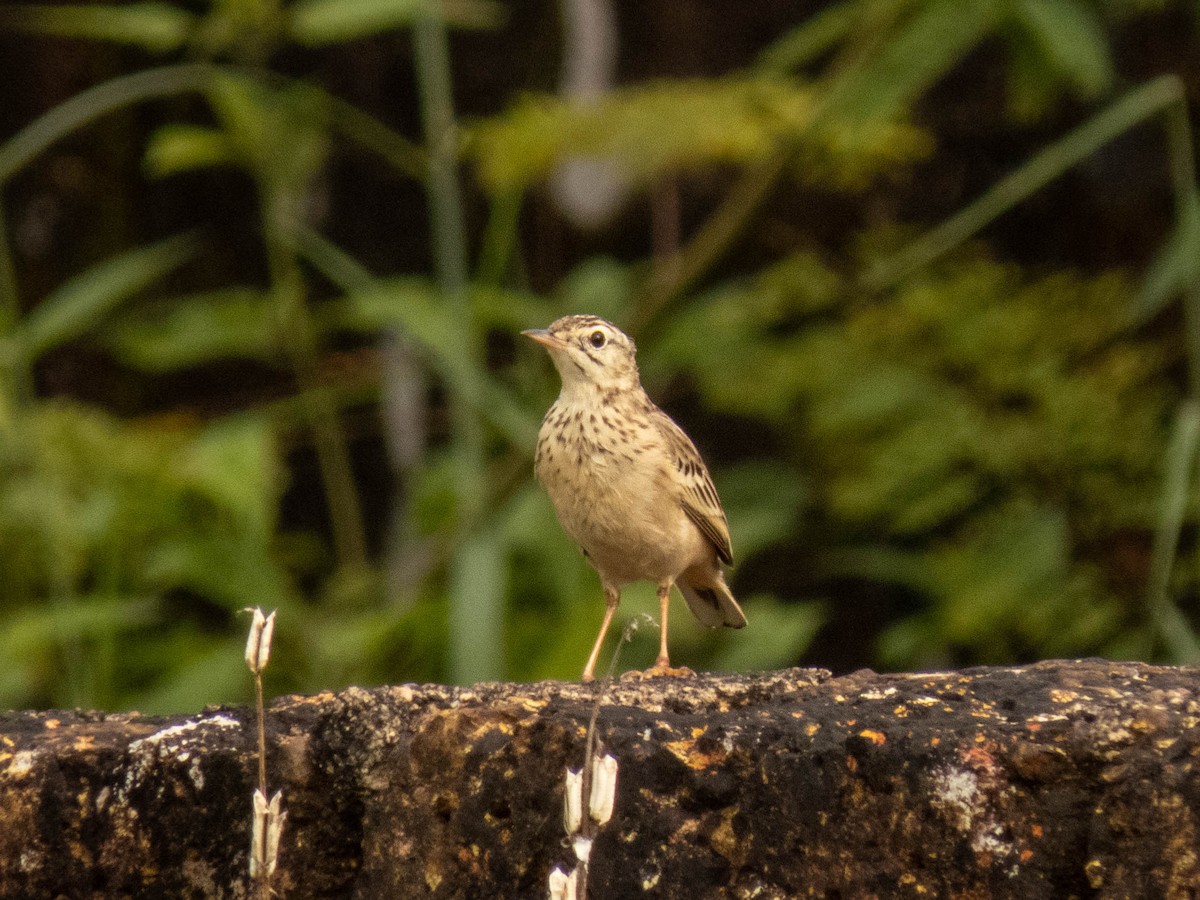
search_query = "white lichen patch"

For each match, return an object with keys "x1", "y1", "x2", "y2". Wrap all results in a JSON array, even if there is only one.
[
  {"x1": 1096, "y1": 726, "x2": 1134, "y2": 746},
  {"x1": 1025, "y1": 713, "x2": 1068, "y2": 724},
  {"x1": 128, "y1": 716, "x2": 240, "y2": 753},
  {"x1": 859, "y1": 687, "x2": 898, "y2": 701},
  {"x1": 932, "y1": 766, "x2": 979, "y2": 828},
  {"x1": 6, "y1": 750, "x2": 36, "y2": 778},
  {"x1": 930, "y1": 764, "x2": 1016, "y2": 863},
  {"x1": 120, "y1": 715, "x2": 240, "y2": 800}
]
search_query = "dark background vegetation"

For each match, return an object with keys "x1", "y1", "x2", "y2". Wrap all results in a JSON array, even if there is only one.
[{"x1": 1, "y1": 0, "x2": 1199, "y2": 714}]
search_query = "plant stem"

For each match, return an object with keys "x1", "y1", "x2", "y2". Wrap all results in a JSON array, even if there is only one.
[
  {"x1": 254, "y1": 668, "x2": 270, "y2": 900},
  {"x1": 412, "y1": 11, "x2": 493, "y2": 682},
  {"x1": 256, "y1": 670, "x2": 267, "y2": 796},
  {"x1": 0, "y1": 199, "x2": 18, "y2": 335},
  {"x1": 629, "y1": 149, "x2": 788, "y2": 336},
  {"x1": 0, "y1": 197, "x2": 32, "y2": 407},
  {"x1": 1164, "y1": 99, "x2": 1200, "y2": 399},
  {"x1": 411, "y1": 12, "x2": 481, "y2": 517},
  {"x1": 0, "y1": 64, "x2": 215, "y2": 183},
  {"x1": 1146, "y1": 402, "x2": 1200, "y2": 662},
  {"x1": 476, "y1": 187, "x2": 523, "y2": 287},
  {"x1": 863, "y1": 76, "x2": 1187, "y2": 290},
  {"x1": 263, "y1": 211, "x2": 368, "y2": 570}
]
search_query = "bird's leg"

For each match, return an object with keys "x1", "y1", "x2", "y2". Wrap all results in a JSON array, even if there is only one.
[
  {"x1": 582, "y1": 584, "x2": 620, "y2": 682},
  {"x1": 634, "y1": 581, "x2": 694, "y2": 679},
  {"x1": 652, "y1": 580, "x2": 672, "y2": 670}
]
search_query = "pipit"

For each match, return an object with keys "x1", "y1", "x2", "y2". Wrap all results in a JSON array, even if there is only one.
[{"x1": 523, "y1": 314, "x2": 746, "y2": 681}]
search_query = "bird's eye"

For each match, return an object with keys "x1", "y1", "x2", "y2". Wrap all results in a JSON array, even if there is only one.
[{"x1": 589, "y1": 330, "x2": 606, "y2": 348}]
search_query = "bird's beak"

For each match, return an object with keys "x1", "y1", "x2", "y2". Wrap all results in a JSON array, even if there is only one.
[{"x1": 521, "y1": 328, "x2": 559, "y2": 349}]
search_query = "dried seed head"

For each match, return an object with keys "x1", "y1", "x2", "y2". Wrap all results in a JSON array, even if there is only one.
[
  {"x1": 251, "y1": 788, "x2": 286, "y2": 879},
  {"x1": 265, "y1": 791, "x2": 286, "y2": 877},
  {"x1": 572, "y1": 835, "x2": 593, "y2": 864},
  {"x1": 244, "y1": 608, "x2": 276, "y2": 674},
  {"x1": 548, "y1": 866, "x2": 576, "y2": 900},
  {"x1": 588, "y1": 753, "x2": 618, "y2": 825},
  {"x1": 563, "y1": 768, "x2": 583, "y2": 834},
  {"x1": 251, "y1": 788, "x2": 268, "y2": 878},
  {"x1": 621, "y1": 613, "x2": 657, "y2": 642}
]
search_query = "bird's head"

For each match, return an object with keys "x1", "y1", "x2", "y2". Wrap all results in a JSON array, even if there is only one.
[{"x1": 522, "y1": 315, "x2": 641, "y2": 398}]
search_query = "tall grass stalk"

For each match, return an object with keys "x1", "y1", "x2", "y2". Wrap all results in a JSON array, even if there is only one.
[
  {"x1": 261, "y1": 215, "x2": 368, "y2": 569},
  {"x1": 862, "y1": 76, "x2": 1188, "y2": 290},
  {"x1": 863, "y1": 73, "x2": 1200, "y2": 658},
  {"x1": 1147, "y1": 402, "x2": 1200, "y2": 662},
  {"x1": 0, "y1": 198, "x2": 30, "y2": 405},
  {"x1": 0, "y1": 64, "x2": 214, "y2": 183},
  {"x1": 412, "y1": 11, "x2": 496, "y2": 682}
]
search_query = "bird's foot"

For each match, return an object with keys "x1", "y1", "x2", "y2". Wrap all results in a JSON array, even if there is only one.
[{"x1": 622, "y1": 665, "x2": 696, "y2": 680}]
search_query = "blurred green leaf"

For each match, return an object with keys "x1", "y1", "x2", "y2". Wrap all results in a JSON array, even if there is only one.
[
  {"x1": 0, "y1": 595, "x2": 159, "y2": 662},
  {"x1": 718, "y1": 461, "x2": 807, "y2": 560},
  {"x1": 328, "y1": 279, "x2": 539, "y2": 448},
  {"x1": 470, "y1": 76, "x2": 928, "y2": 195},
  {"x1": 0, "y1": 400, "x2": 300, "y2": 708},
  {"x1": 144, "y1": 124, "x2": 236, "y2": 178},
  {"x1": 143, "y1": 531, "x2": 290, "y2": 612},
  {"x1": 175, "y1": 415, "x2": 281, "y2": 538},
  {"x1": 448, "y1": 527, "x2": 506, "y2": 683},
  {"x1": 287, "y1": 0, "x2": 502, "y2": 45},
  {"x1": 1144, "y1": 400, "x2": 1200, "y2": 663},
  {"x1": 1006, "y1": 28, "x2": 1059, "y2": 121},
  {"x1": 554, "y1": 258, "x2": 634, "y2": 324},
  {"x1": 1136, "y1": 188, "x2": 1200, "y2": 322},
  {"x1": 188, "y1": 0, "x2": 285, "y2": 60},
  {"x1": 12, "y1": 233, "x2": 199, "y2": 363},
  {"x1": 708, "y1": 596, "x2": 824, "y2": 673},
  {"x1": 1011, "y1": 0, "x2": 1114, "y2": 99},
  {"x1": 124, "y1": 636, "x2": 249, "y2": 715},
  {"x1": 831, "y1": 0, "x2": 997, "y2": 123},
  {"x1": 288, "y1": 0, "x2": 428, "y2": 43},
  {"x1": 205, "y1": 74, "x2": 330, "y2": 196},
  {"x1": 104, "y1": 288, "x2": 278, "y2": 370},
  {"x1": 0, "y1": 3, "x2": 196, "y2": 53},
  {"x1": 816, "y1": 544, "x2": 933, "y2": 590},
  {"x1": 502, "y1": 483, "x2": 589, "y2": 606},
  {"x1": 756, "y1": 1, "x2": 859, "y2": 73},
  {"x1": 933, "y1": 503, "x2": 1070, "y2": 646},
  {"x1": 0, "y1": 595, "x2": 159, "y2": 708}
]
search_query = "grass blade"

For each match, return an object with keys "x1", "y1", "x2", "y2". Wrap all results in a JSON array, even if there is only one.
[
  {"x1": 448, "y1": 527, "x2": 506, "y2": 683},
  {"x1": 14, "y1": 233, "x2": 199, "y2": 363},
  {"x1": 1146, "y1": 400, "x2": 1200, "y2": 663}
]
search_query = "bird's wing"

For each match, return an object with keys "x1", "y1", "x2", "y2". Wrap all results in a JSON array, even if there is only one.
[{"x1": 652, "y1": 410, "x2": 733, "y2": 565}]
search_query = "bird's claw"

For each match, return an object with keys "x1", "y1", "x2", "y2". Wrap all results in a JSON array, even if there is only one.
[{"x1": 621, "y1": 665, "x2": 696, "y2": 680}]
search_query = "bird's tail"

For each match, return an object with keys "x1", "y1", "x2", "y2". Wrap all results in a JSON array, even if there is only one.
[{"x1": 678, "y1": 570, "x2": 747, "y2": 629}]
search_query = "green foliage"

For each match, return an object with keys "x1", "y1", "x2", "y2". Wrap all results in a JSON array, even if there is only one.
[
  {"x1": 287, "y1": 0, "x2": 503, "y2": 45},
  {"x1": 0, "y1": 0, "x2": 1197, "y2": 715},
  {"x1": 0, "y1": 402, "x2": 290, "y2": 709},
  {"x1": 1138, "y1": 186, "x2": 1200, "y2": 322},
  {"x1": 659, "y1": 250, "x2": 1179, "y2": 666},
  {"x1": 103, "y1": 288, "x2": 279, "y2": 369},
  {"x1": 10, "y1": 235, "x2": 199, "y2": 367},
  {"x1": 0, "y1": 0, "x2": 503, "y2": 64},
  {"x1": 0, "y1": 3, "x2": 197, "y2": 52},
  {"x1": 1008, "y1": 0, "x2": 1114, "y2": 114},
  {"x1": 470, "y1": 76, "x2": 931, "y2": 195}
]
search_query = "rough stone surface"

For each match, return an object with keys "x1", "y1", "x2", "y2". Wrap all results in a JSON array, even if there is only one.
[{"x1": 2, "y1": 660, "x2": 1199, "y2": 897}]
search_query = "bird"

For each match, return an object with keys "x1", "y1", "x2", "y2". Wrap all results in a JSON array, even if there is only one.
[{"x1": 522, "y1": 314, "x2": 746, "y2": 681}]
